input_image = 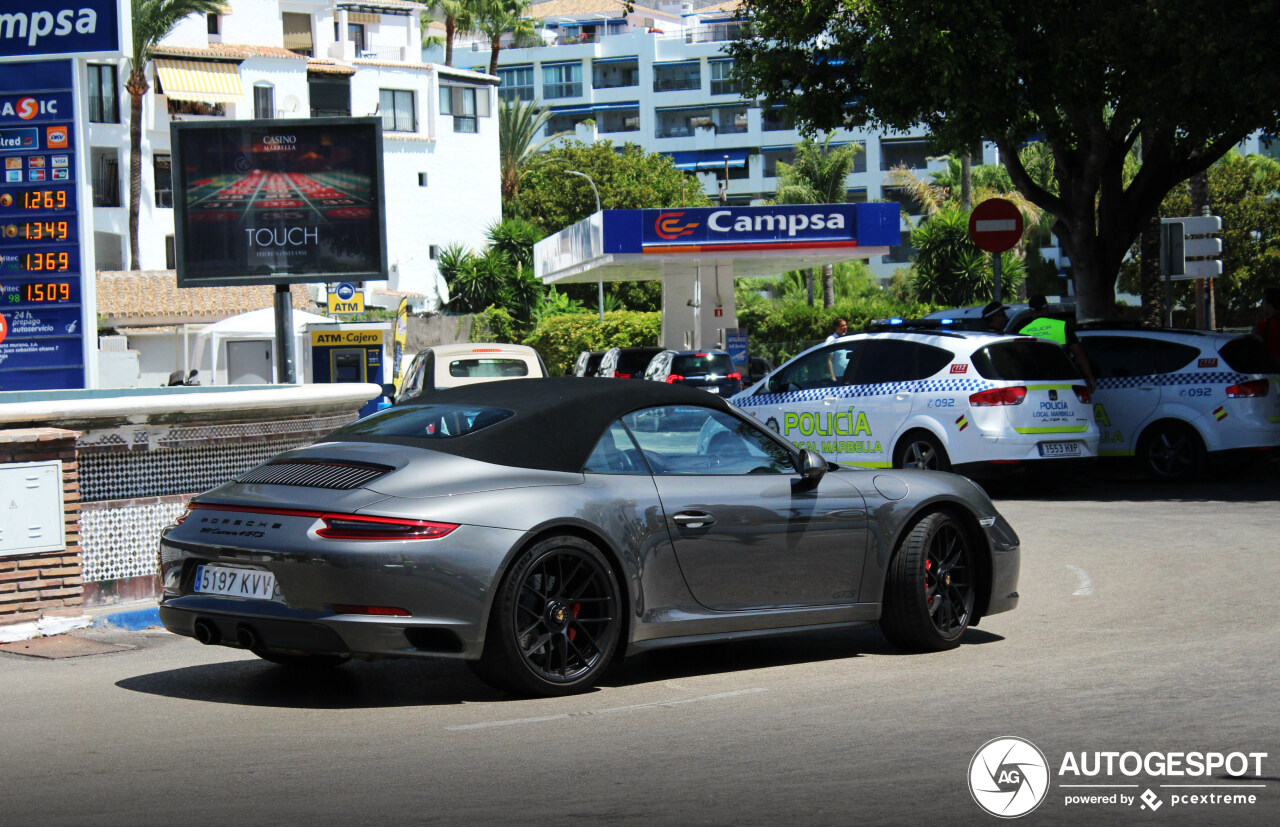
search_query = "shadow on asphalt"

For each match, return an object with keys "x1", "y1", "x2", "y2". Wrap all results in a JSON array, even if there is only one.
[
  {"x1": 115, "y1": 626, "x2": 1003, "y2": 707},
  {"x1": 982, "y1": 459, "x2": 1280, "y2": 504}
]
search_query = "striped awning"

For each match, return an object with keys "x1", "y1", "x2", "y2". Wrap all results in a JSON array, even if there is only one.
[{"x1": 154, "y1": 59, "x2": 244, "y2": 104}]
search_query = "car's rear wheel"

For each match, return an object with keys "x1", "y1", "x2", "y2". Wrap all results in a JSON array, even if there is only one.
[
  {"x1": 255, "y1": 651, "x2": 350, "y2": 670},
  {"x1": 894, "y1": 431, "x2": 951, "y2": 472},
  {"x1": 880, "y1": 511, "x2": 975, "y2": 651},
  {"x1": 472, "y1": 535, "x2": 621, "y2": 696},
  {"x1": 1139, "y1": 421, "x2": 1205, "y2": 482}
]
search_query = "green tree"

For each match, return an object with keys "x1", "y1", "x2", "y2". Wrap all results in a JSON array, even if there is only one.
[
  {"x1": 510, "y1": 140, "x2": 711, "y2": 234},
  {"x1": 474, "y1": 0, "x2": 538, "y2": 76},
  {"x1": 418, "y1": 0, "x2": 476, "y2": 66},
  {"x1": 772, "y1": 133, "x2": 862, "y2": 307},
  {"x1": 127, "y1": 0, "x2": 224, "y2": 269},
  {"x1": 909, "y1": 207, "x2": 1024, "y2": 306},
  {"x1": 498, "y1": 99, "x2": 566, "y2": 202},
  {"x1": 730, "y1": 0, "x2": 1280, "y2": 321}
]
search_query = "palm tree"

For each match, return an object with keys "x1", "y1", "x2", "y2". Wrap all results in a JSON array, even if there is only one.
[
  {"x1": 418, "y1": 0, "x2": 476, "y2": 67},
  {"x1": 773, "y1": 133, "x2": 862, "y2": 307},
  {"x1": 474, "y1": 0, "x2": 538, "y2": 76},
  {"x1": 127, "y1": 0, "x2": 224, "y2": 270},
  {"x1": 498, "y1": 99, "x2": 568, "y2": 202}
]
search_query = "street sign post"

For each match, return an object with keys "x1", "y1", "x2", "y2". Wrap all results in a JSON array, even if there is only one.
[
  {"x1": 968, "y1": 198, "x2": 1024, "y2": 302},
  {"x1": 1160, "y1": 215, "x2": 1222, "y2": 327}
]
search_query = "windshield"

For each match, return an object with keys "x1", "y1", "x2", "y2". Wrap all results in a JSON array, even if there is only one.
[
  {"x1": 672, "y1": 353, "x2": 735, "y2": 375},
  {"x1": 448, "y1": 358, "x2": 530, "y2": 378}
]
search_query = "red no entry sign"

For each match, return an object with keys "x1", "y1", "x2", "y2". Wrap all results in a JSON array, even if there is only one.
[{"x1": 968, "y1": 198, "x2": 1024, "y2": 253}]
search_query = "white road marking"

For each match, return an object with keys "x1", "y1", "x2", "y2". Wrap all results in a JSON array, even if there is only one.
[
  {"x1": 975, "y1": 219, "x2": 1018, "y2": 232},
  {"x1": 447, "y1": 688, "x2": 768, "y2": 731},
  {"x1": 1065, "y1": 565, "x2": 1095, "y2": 596}
]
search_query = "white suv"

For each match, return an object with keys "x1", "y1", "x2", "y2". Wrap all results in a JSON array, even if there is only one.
[
  {"x1": 1077, "y1": 326, "x2": 1280, "y2": 480},
  {"x1": 730, "y1": 324, "x2": 1099, "y2": 478},
  {"x1": 393, "y1": 343, "x2": 547, "y2": 404}
]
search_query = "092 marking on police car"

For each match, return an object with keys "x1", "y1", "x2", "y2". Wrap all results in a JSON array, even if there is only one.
[{"x1": 193, "y1": 565, "x2": 277, "y2": 600}]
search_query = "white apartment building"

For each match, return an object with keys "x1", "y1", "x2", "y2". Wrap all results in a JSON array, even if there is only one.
[
  {"x1": 87, "y1": 0, "x2": 502, "y2": 304},
  {"x1": 438, "y1": 0, "x2": 955, "y2": 274}
]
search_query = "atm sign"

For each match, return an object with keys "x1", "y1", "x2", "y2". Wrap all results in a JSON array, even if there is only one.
[{"x1": 327, "y1": 293, "x2": 365, "y2": 314}]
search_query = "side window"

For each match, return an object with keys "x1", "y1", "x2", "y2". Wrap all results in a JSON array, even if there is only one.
[
  {"x1": 622, "y1": 406, "x2": 794, "y2": 475},
  {"x1": 1147, "y1": 339, "x2": 1200, "y2": 374},
  {"x1": 1079, "y1": 336, "x2": 1153, "y2": 378},
  {"x1": 851, "y1": 339, "x2": 956, "y2": 384},
  {"x1": 761, "y1": 343, "x2": 861, "y2": 393},
  {"x1": 644, "y1": 352, "x2": 667, "y2": 379},
  {"x1": 583, "y1": 422, "x2": 648, "y2": 474}
]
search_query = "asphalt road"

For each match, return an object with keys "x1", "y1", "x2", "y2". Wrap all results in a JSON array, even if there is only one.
[{"x1": 2, "y1": 467, "x2": 1278, "y2": 826}]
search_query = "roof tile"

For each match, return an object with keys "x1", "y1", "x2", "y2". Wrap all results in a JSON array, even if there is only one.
[{"x1": 97, "y1": 271, "x2": 314, "y2": 325}]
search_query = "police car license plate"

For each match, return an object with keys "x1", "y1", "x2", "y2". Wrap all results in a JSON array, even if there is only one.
[
  {"x1": 193, "y1": 564, "x2": 276, "y2": 600},
  {"x1": 1038, "y1": 441, "x2": 1081, "y2": 457}
]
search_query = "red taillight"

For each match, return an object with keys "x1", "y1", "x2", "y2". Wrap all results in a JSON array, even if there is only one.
[
  {"x1": 666, "y1": 374, "x2": 685, "y2": 383},
  {"x1": 1226, "y1": 379, "x2": 1269, "y2": 398},
  {"x1": 317, "y1": 514, "x2": 458, "y2": 540},
  {"x1": 331, "y1": 604, "x2": 411, "y2": 616},
  {"x1": 616, "y1": 372, "x2": 631, "y2": 378},
  {"x1": 968, "y1": 386, "x2": 1027, "y2": 407},
  {"x1": 471, "y1": 348, "x2": 501, "y2": 353},
  {"x1": 1073, "y1": 385, "x2": 1091, "y2": 404},
  {"x1": 727, "y1": 372, "x2": 741, "y2": 381}
]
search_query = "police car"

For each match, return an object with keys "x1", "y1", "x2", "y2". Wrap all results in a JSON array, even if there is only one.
[
  {"x1": 730, "y1": 322, "x2": 1099, "y2": 477},
  {"x1": 1077, "y1": 326, "x2": 1280, "y2": 480}
]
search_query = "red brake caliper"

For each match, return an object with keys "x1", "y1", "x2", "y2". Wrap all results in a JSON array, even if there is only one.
[
  {"x1": 568, "y1": 603, "x2": 581, "y2": 642},
  {"x1": 925, "y1": 558, "x2": 934, "y2": 606}
]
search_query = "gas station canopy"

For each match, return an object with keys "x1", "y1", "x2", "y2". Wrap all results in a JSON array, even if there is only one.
[{"x1": 535, "y1": 203, "x2": 901, "y2": 284}]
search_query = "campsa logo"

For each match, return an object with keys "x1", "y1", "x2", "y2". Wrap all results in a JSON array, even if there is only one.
[
  {"x1": 654, "y1": 211, "x2": 699, "y2": 240},
  {"x1": 707, "y1": 209, "x2": 847, "y2": 237},
  {"x1": 0, "y1": 8, "x2": 99, "y2": 48}
]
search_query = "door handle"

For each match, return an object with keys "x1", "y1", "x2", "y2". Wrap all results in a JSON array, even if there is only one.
[{"x1": 673, "y1": 511, "x2": 716, "y2": 528}]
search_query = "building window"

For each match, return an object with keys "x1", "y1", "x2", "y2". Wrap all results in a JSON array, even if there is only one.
[
  {"x1": 598, "y1": 108, "x2": 640, "y2": 133},
  {"x1": 762, "y1": 107, "x2": 791, "y2": 132},
  {"x1": 419, "y1": 172, "x2": 428, "y2": 186},
  {"x1": 429, "y1": 245, "x2": 440, "y2": 259},
  {"x1": 165, "y1": 236, "x2": 176, "y2": 269},
  {"x1": 592, "y1": 59, "x2": 639, "y2": 90},
  {"x1": 653, "y1": 62, "x2": 700, "y2": 93},
  {"x1": 709, "y1": 60, "x2": 738, "y2": 96},
  {"x1": 91, "y1": 148, "x2": 120, "y2": 207},
  {"x1": 542, "y1": 63, "x2": 582, "y2": 99},
  {"x1": 336, "y1": 21, "x2": 366, "y2": 54},
  {"x1": 546, "y1": 111, "x2": 592, "y2": 135},
  {"x1": 763, "y1": 149, "x2": 794, "y2": 178},
  {"x1": 254, "y1": 84, "x2": 274, "y2": 119},
  {"x1": 282, "y1": 12, "x2": 314, "y2": 57},
  {"x1": 87, "y1": 64, "x2": 118, "y2": 123},
  {"x1": 379, "y1": 88, "x2": 415, "y2": 132},
  {"x1": 207, "y1": 14, "x2": 220, "y2": 35},
  {"x1": 881, "y1": 185, "x2": 926, "y2": 216},
  {"x1": 886, "y1": 229, "x2": 916, "y2": 263},
  {"x1": 880, "y1": 138, "x2": 933, "y2": 171},
  {"x1": 441, "y1": 85, "x2": 486, "y2": 133},
  {"x1": 497, "y1": 66, "x2": 534, "y2": 103},
  {"x1": 154, "y1": 154, "x2": 173, "y2": 208},
  {"x1": 309, "y1": 76, "x2": 350, "y2": 117}
]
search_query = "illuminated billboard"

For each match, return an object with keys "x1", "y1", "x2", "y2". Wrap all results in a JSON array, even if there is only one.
[{"x1": 172, "y1": 118, "x2": 386, "y2": 287}]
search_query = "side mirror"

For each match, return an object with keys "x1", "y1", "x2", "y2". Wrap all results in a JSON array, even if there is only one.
[
  {"x1": 796, "y1": 449, "x2": 827, "y2": 487},
  {"x1": 380, "y1": 383, "x2": 396, "y2": 398}
]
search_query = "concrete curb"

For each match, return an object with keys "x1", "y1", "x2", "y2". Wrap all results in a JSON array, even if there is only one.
[{"x1": 90, "y1": 603, "x2": 162, "y2": 631}]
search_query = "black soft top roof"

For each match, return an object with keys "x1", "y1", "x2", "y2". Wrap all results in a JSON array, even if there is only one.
[{"x1": 333, "y1": 377, "x2": 735, "y2": 473}]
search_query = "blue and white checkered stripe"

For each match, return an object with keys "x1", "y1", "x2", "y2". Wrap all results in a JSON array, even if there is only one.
[
  {"x1": 1095, "y1": 372, "x2": 1249, "y2": 391},
  {"x1": 735, "y1": 378, "x2": 996, "y2": 408}
]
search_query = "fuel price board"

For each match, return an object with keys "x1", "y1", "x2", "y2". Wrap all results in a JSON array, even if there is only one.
[{"x1": 0, "y1": 60, "x2": 84, "y2": 390}]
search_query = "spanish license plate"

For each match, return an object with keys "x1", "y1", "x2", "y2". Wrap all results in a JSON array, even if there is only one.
[
  {"x1": 193, "y1": 565, "x2": 277, "y2": 600},
  {"x1": 704, "y1": 386, "x2": 721, "y2": 394},
  {"x1": 1038, "y1": 441, "x2": 1081, "y2": 457}
]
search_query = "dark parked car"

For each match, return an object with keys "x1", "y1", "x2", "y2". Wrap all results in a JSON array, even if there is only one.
[
  {"x1": 158, "y1": 378, "x2": 1020, "y2": 696},
  {"x1": 572, "y1": 350, "x2": 605, "y2": 377},
  {"x1": 643, "y1": 349, "x2": 743, "y2": 396},
  {"x1": 597, "y1": 346, "x2": 664, "y2": 379}
]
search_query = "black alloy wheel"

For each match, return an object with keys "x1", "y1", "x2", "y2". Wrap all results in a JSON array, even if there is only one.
[
  {"x1": 1140, "y1": 422, "x2": 1205, "y2": 482},
  {"x1": 880, "y1": 511, "x2": 975, "y2": 651},
  {"x1": 473, "y1": 536, "x2": 620, "y2": 696},
  {"x1": 895, "y1": 432, "x2": 952, "y2": 473}
]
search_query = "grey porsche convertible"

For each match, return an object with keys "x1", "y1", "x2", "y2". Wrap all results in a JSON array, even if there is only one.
[{"x1": 158, "y1": 378, "x2": 1020, "y2": 696}]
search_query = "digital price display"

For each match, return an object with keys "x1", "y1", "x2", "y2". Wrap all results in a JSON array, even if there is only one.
[{"x1": 0, "y1": 60, "x2": 85, "y2": 391}]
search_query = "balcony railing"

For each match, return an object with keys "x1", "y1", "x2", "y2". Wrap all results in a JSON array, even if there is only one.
[
  {"x1": 543, "y1": 82, "x2": 582, "y2": 98},
  {"x1": 660, "y1": 23, "x2": 749, "y2": 44},
  {"x1": 92, "y1": 173, "x2": 120, "y2": 207},
  {"x1": 653, "y1": 77, "x2": 701, "y2": 93}
]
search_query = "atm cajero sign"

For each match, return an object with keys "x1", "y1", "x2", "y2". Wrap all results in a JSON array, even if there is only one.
[{"x1": 311, "y1": 329, "x2": 384, "y2": 346}]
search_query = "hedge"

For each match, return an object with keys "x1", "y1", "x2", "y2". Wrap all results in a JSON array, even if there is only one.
[{"x1": 524, "y1": 311, "x2": 662, "y2": 375}]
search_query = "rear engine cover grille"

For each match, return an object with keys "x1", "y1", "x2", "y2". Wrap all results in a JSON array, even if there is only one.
[{"x1": 237, "y1": 461, "x2": 391, "y2": 490}]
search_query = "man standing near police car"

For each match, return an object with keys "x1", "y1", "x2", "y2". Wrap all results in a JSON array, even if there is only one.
[{"x1": 1014, "y1": 295, "x2": 1097, "y2": 393}]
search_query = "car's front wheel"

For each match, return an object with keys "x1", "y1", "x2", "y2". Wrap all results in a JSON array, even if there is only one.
[
  {"x1": 880, "y1": 511, "x2": 975, "y2": 651},
  {"x1": 472, "y1": 535, "x2": 621, "y2": 696}
]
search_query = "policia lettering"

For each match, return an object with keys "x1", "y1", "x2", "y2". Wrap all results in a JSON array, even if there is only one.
[
  {"x1": 783, "y1": 409, "x2": 883, "y2": 454},
  {"x1": 1019, "y1": 317, "x2": 1068, "y2": 345}
]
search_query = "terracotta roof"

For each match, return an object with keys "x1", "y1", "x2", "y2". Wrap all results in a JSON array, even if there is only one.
[
  {"x1": 307, "y1": 58, "x2": 357, "y2": 76},
  {"x1": 529, "y1": 0, "x2": 667, "y2": 19},
  {"x1": 352, "y1": 59, "x2": 499, "y2": 83},
  {"x1": 697, "y1": 0, "x2": 743, "y2": 13},
  {"x1": 97, "y1": 271, "x2": 314, "y2": 326},
  {"x1": 336, "y1": 0, "x2": 421, "y2": 10},
  {"x1": 153, "y1": 44, "x2": 306, "y2": 61}
]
